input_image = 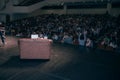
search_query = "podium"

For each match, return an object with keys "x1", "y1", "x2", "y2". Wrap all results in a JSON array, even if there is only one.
[{"x1": 19, "y1": 38, "x2": 52, "y2": 59}]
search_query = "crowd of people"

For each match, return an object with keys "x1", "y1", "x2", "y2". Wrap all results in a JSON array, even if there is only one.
[{"x1": 6, "y1": 14, "x2": 120, "y2": 51}]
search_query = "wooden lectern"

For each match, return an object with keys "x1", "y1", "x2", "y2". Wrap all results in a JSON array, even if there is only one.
[{"x1": 19, "y1": 38, "x2": 52, "y2": 59}]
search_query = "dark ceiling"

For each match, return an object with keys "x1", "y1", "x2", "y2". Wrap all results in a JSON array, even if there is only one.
[
  {"x1": 14, "y1": 0, "x2": 120, "y2": 6},
  {"x1": 14, "y1": 0, "x2": 45, "y2": 6}
]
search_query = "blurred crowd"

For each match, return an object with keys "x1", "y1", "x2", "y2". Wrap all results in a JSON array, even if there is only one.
[{"x1": 6, "y1": 14, "x2": 120, "y2": 51}]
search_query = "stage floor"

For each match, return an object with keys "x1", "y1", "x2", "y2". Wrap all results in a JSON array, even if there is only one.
[{"x1": 0, "y1": 36, "x2": 120, "y2": 80}]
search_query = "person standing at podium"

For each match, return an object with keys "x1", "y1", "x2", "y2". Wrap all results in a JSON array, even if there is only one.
[{"x1": 0, "y1": 23, "x2": 5, "y2": 46}]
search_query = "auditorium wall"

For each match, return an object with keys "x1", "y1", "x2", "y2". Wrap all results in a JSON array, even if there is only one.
[
  {"x1": 45, "y1": 0, "x2": 97, "y2": 3},
  {"x1": 12, "y1": 0, "x2": 25, "y2": 5},
  {"x1": 0, "y1": 0, "x2": 120, "y2": 21},
  {"x1": 0, "y1": 14, "x2": 6, "y2": 22},
  {"x1": 30, "y1": 7, "x2": 120, "y2": 17},
  {"x1": 110, "y1": 8, "x2": 120, "y2": 16},
  {"x1": 12, "y1": 13, "x2": 29, "y2": 20},
  {"x1": 30, "y1": 8, "x2": 107, "y2": 16},
  {"x1": 30, "y1": 9, "x2": 65, "y2": 16},
  {"x1": 66, "y1": 8, "x2": 107, "y2": 14}
]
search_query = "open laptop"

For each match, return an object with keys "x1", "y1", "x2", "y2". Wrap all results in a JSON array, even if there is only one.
[{"x1": 31, "y1": 34, "x2": 38, "y2": 39}]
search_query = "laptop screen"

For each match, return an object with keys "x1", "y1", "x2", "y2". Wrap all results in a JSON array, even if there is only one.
[{"x1": 31, "y1": 34, "x2": 38, "y2": 39}]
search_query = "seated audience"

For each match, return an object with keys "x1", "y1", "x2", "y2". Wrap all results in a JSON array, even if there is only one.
[{"x1": 6, "y1": 14, "x2": 120, "y2": 51}]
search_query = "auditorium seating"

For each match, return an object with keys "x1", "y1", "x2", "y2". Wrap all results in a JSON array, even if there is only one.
[{"x1": 98, "y1": 44, "x2": 114, "y2": 51}]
